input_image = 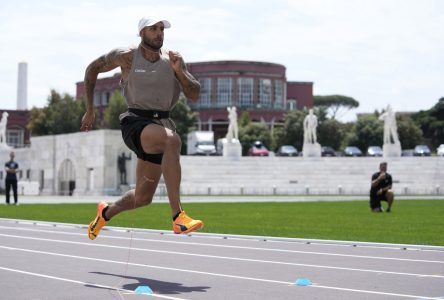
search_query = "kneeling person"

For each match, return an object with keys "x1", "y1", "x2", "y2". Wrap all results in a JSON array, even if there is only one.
[{"x1": 370, "y1": 162, "x2": 394, "y2": 212}]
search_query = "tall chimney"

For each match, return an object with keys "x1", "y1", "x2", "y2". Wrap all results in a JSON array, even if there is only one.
[{"x1": 17, "y1": 62, "x2": 28, "y2": 110}]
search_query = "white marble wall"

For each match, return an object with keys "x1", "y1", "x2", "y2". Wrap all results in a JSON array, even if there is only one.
[
  {"x1": 180, "y1": 156, "x2": 444, "y2": 195},
  {"x1": 0, "y1": 130, "x2": 133, "y2": 196},
  {"x1": 1, "y1": 130, "x2": 443, "y2": 196}
]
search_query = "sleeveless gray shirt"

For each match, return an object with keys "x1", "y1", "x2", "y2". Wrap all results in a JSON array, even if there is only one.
[{"x1": 122, "y1": 45, "x2": 180, "y2": 111}]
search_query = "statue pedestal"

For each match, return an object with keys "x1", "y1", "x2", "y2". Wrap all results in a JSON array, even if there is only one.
[
  {"x1": 303, "y1": 143, "x2": 321, "y2": 157},
  {"x1": 120, "y1": 184, "x2": 130, "y2": 192},
  {"x1": 223, "y1": 139, "x2": 242, "y2": 160},
  {"x1": 383, "y1": 143, "x2": 401, "y2": 157},
  {"x1": 0, "y1": 143, "x2": 12, "y2": 150}
]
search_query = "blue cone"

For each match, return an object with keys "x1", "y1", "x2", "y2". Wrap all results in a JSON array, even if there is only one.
[
  {"x1": 135, "y1": 285, "x2": 153, "y2": 294},
  {"x1": 295, "y1": 278, "x2": 312, "y2": 286}
]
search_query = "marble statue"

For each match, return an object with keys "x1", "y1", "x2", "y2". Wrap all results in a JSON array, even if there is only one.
[
  {"x1": 222, "y1": 106, "x2": 242, "y2": 158},
  {"x1": 302, "y1": 109, "x2": 321, "y2": 157},
  {"x1": 303, "y1": 109, "x2": 318, "y2": 144},
  {"x1": 0, "y1": 112, "x2": 9, "y2": 147},
  {"x1": 379, "y1": 105, "x2": 401, "y2": 157},
  {"x1": 379, "y1": 105, "x2": 400, "y2": 145},
  {"x1": 226, "y1": 106, "x2": 238, "y2": 142}
]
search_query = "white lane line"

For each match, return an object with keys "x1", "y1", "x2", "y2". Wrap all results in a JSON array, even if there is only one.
[
  {"x1": 0, "y1": 246, "x2": 440, "y2": 300},
  {"x1": 1, "y1": 235, "x2": 443, "y2": 280},
  {"x1": 0, "y1": 246, "x2": 291, "y2": 285},
  {"x1": 2, "y1": 219, "x2": 444, "y2": 253},
  {"x1": 1, "y1": 226, "x2": 443, "y2": 264},
  {"x1": 310, "y1": 284, "x2": 444, "y2": 300},
  {"x1": 0, "y1": 266, "x2": 187, "y2": 300}
]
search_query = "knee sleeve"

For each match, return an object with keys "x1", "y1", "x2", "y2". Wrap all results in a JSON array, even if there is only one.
[{"x1": 141, "y1": 152, "x2": 163, "y2": 165}]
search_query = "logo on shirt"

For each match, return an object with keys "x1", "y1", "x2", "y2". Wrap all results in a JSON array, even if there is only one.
[{"x1": 134, "y1": 69, "x2": 146, "y2": 73}]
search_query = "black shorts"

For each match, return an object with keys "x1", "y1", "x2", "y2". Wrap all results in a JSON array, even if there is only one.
[
  {"x1": 369, "y1": 192, "x2": 388, "y2": 209},
  {"x1": 120, "y1": 114, "x2": 176, "y2": 164}
]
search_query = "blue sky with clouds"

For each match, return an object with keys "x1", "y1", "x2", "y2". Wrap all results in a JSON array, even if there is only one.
[{"x1": 0, "y1": 0, "x2": 443, "y2": 121}]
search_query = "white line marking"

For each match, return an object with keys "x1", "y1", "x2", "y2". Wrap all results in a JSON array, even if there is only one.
[
  {"x1": 1, "y1": 226, "x2": 443, "y2": 264},
  {"x1": 0, "y1": 245, "x2": 291, "y2": 285},
  {"x1": 1, "y1": 233, "x2": 444, "y2": 279},
  {"x1": 0, "y1": 266, "x2": 187, "y2": 300},
  {"x1": 310, "y1": 284, "x2": 444, "y2": 300},
  {"x1": 2, "y1": 218, "x2": 443, "y2": 253},
  {"x1": 0, "y1": 246, "x2": 441, "y2": 300},
  {"x1": 1, "y1": 233, "x2": 444, "y2": 280}
]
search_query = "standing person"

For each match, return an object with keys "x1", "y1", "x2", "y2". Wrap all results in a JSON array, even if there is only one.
[
  {"x1": 81, "y1": 16, "x2": 203, "y2": 240},
  {"x1": 370, "y1": 162, "x2": 394, "y2": 212},
  {"x1": 5, "y1": 151, "x2": 19, "y2": 205}
]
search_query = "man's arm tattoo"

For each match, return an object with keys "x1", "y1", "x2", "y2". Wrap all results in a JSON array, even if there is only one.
[
  {"x1": 84, "y1": 52, "x2": 121, "y2": 111},
  {"x1": 84, "y1": 56, "x2": 105, "y2": 110},
  {"x1": 181, "y1": 71, "x2": 201, "y2": 101},
  {"x1": 176, "y1": 60, "x2": 200, "y2": 101}
]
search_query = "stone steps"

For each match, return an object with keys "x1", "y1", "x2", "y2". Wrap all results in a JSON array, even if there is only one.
[{"x1": 180, "y1": 156, "x2": 443, "y2": 195}]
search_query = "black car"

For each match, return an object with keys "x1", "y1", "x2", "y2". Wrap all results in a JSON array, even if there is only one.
[
  {"x1": 276, "y1": 145, "x2": 298, "y2": 156},
  {"x1": 343, "y1": 146, "x2": 362, "y2": 157},
  {"x1": 413, "y1": 145, "x2": 431, "y2": 156},
  {"x1": 321, "y1": 146, "x2": 336, "y2": 157}
]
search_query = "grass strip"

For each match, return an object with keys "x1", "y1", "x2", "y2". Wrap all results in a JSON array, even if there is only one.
[{"x1": 1, "y1": 200, "x2": 443, "y2": 246}]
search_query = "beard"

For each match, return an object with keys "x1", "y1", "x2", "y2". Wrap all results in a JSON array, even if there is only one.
[{"x1": 142, "y1": 36, "x2": 163, "y2": 51}]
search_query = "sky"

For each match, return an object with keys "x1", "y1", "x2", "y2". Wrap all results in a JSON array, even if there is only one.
[{"x1": 0, "y1": 0, "x2": 443, "y2": 121}]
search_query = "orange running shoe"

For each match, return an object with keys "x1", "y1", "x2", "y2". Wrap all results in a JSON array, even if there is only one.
[
  {"x1": 173, "y1": 211, "x2": 204, "y2": 234},
  {"x1": 88, "y1": 201, "x2": 108, "y2": 240}
]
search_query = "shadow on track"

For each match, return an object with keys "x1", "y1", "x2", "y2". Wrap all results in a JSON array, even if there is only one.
[{"x1": 87, "y1": 271, "x2": 211, "y2": 295}]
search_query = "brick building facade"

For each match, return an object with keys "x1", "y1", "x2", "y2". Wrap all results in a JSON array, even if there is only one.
[{"x1": 76, "y1": 60, "x2": 313, "y2": 139}]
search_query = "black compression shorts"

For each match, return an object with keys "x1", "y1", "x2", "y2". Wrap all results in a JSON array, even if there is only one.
[{"x1": 120, "y1": 115, "x2": 164, "y2": 164}]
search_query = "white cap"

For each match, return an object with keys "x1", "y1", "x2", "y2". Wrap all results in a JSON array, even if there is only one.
[{"x1": 138, "y1": 16, "x2": 171, "y2": 36}]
